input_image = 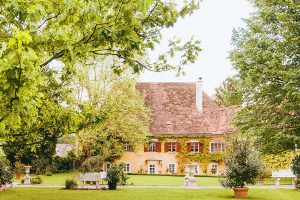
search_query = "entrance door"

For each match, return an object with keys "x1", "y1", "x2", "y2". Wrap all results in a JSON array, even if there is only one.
[{"x1": 149, "y1": 164, "x2": 156, "y2": 174}]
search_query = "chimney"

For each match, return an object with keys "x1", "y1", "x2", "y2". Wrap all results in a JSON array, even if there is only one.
[{"x1": 196, "y1": 77, "x2": 203, "y2": 112}]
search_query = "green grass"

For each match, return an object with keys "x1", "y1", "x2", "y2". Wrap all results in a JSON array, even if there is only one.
[
  {"x1": 1, "y1": 188, "x2": 299, "y2": 200},
  {"x1": 13, "y1": 173, "x2": 294, "y2": 186}
]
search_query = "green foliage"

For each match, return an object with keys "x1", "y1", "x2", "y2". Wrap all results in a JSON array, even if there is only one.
[
  {"x1": 65, "y1": 179, "x2": 77, "y2": 190},
  {"x1": 219, "y1": 139, "x2": 262, "y2": 188},
  {"x1": 261, "y1": 150, "x2": 298, "y2": 171},
  {"x1": 78, "y1": 80, "x2": 150, "y2": 161},
  {"x1": 52, "y1": 150, "x2": 81, "y2": 173},
  {"x1": 31, "y1": 176, "x2": 43, "y2": 184},
  {"x1": 0, "y1": 157, "x2": 13, "y2": 185},
  {"x1": 0, "y1": 0, "x2": 201, "y2": 153},
  {"x1": 176, "y1": 138, "x2": 224, "y2": 173},
  {"x1": 106, "y1": 163, "x2": 127, "y2": 189},
  {"x1": 81, "y1": 155, "x2": 104, "y2": 173},
  {"x1": 230, "y1": 0, "x2": 300, "y2": 154},
  {"x1": 213, "y1": 76, "x2": 243, "y2": 108},
  {"x1": 45, "y1": 167, "x2": 53, "y2": 176},
  {"x1": 291, "y1": 155, "x2": 300, "y2": 179}
]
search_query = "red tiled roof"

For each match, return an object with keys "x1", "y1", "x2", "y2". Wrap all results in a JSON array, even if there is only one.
[{"x1": 136, "y1": 82, "x2": 237, "y2": 135}]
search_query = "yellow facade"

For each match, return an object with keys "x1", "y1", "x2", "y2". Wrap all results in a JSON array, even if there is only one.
[{"x1": 117, "y1": 135, "x2": 226, "y2": 175}]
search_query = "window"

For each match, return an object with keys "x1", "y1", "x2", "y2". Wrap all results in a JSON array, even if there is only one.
[
  {"x1": 124, "y1": 163, "x2": 130, "y2": 173},
  {"x1": 149, "y1": 164, "x2": 156, "y2": 174},
  {"x1": 124, "y1": 143, "x2": 132, "y2": 152},
  {"x1": 106, "y1": 163, "x2": 111, "y2": 170},
  {"x1": 210, "y1": 141, "x2": 225, "y2": 153},
  {"x1": 168, "y1": 142, "x2": 177, "y2": 152},
  {"x1": 211, "y1": 163, "x2": 218, "y2": 174},
  {"x1": 168, "y1": 164, "x2": 176, "y2": 173},
  {"x1": 149, "y1": 142, "x2": 156, "y2": 152},
  {"x1": 191, "y1": 142, "x2": 200, "y2": 152}
]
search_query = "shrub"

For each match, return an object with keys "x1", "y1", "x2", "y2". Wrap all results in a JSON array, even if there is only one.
[
  {"x1": 219, "y1": 139, "x2": 262, "y2": 188},
  {"x1": 53, "y1": 150, "x2": 81, "y2": 173},
  {"x1": 65, "y1": 179, "x2": 77, "y2": 190},
  {"x1": 45, "y1": 167, "x2": 53, "y2": 176},
  {"x1": 0, "y1": 158, "x2": 13, "y2": 185},
  {"x1": 31, "y1": 176, "x2": 43, "y2": 184}
]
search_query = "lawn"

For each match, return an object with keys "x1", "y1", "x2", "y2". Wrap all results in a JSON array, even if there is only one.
[
  {"x1": 13, "y1": 173, "x2": 293, "y2": 186},
  {"x1": 1, "y1": 188, "x2": 299, "y2": 200}
]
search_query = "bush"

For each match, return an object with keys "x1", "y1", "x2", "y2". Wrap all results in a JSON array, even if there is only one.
[
  {"x1": 210, "y1": 168, "x2": 217, "y2": 175},
  {"x1": 219, "y1": 139, "x2": 262, "y2": 188},
  {"x1": 65, "y1": 179, "x2": 77, "y2": 190},
  {"x1": 0, "y1": 158, "x2": 13, "y2": 185},
  {"x1": 53, "y1": 150, "x2": 81, "y2": 173},
  {"x1": 31, "y1": 176, "x2": 43, "y2": 184},
  {"x1": 45, "y1": 167, "x2": 53, "y2": 176}
]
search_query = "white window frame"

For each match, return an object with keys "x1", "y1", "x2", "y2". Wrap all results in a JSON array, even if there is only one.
[
  {"x1": 124, "y1": 143, "x2": 132, "y2": 152},
  {"x1": 168, "y1": 142, "x2": 177, "y2": 152},
  {"x1": 211, "y1": 163, "x2": 218, "y2": 174},
  {"x1": 210, "y1": 141, "x2": 225, "y2": 153},
  {"x1": 149, "y1": 142, "x2": 156, "y2": 152},
  {"x1": 190, "y1": 142, "x2": 200, "y2": 153},
  {"x1": 124, "y1": 163, "x2": 131, "y2": 173},
  {"x1": 168, "y1": 163, "x2": 176, "y2": 173},
  {"x1": 148, "y1": 164, "x2": 156, "y2": 174}
]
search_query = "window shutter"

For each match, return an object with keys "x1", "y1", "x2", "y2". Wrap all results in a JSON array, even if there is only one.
[
  {"x1": 177, "y1": 142, "x2": 181, "y2": 152},
  {"x1": 164, "y1": 142, "x2": 169, "y2": 152},
  {"x1": 187, "y1": 143, "x2": 191, "y2": 152},
  {"x1": 156, "y1": 142, "x2": 161, "y2": 152},
  {"x1": 144, "y1": 144, "x2": 148, "y2": 152},
  {"x1": 200, "y1": 143, "x2": 204, "y2": 153}
]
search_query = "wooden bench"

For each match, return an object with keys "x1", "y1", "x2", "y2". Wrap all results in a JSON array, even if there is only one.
[
  {"x1": 271, "y1": 169, "x2": 297, "y2": 186},
  {"x1": 78, "y1": 172, "x2": 107, "y2": 189}
]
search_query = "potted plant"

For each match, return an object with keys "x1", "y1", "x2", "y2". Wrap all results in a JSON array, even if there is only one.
[
  {"x1": 106, "y1": 163, "x2": 125, "y2": 190},
  {"x1": 14, "y1": 161, "x2": 25, "y2": 179},
  {"x1": 219, "y1": 139, "x2": 262, "y2": 198}
]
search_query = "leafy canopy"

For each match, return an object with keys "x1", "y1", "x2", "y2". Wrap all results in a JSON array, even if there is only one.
[
  {"x1": 230, "y1": 0, "x2": 300, "y2": 154},
  {"x1": 0, "y1": 0, "x2": 201, "y2": 149}
]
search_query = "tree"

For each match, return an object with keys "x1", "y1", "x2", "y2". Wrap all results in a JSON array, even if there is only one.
[
  {"x1": 78, "y1": 78, "x2": 150, "y2": 161},
  {"x1": 0, "y1": 1, "x2": 201, "y2": 150},
  {"x1": 230, "y1": 0, "x2": 300, "y2": 154},
  {"x1": 213, "y1": 76, "x2": 243, "y2": 108}
]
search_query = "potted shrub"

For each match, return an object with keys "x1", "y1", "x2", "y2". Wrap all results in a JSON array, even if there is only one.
[
  {"x1": 14, "y1": 161, "x2": 25, "y2": 179},
  {"x1": 219, "y1": 139, "x2": 262, "y2": 198},
  {"x1": 291, "y1": 154, "x2": 300, "y2": 189},
  {"x1": 106, "y1": 163, "x2": 125, "y2": 190}
]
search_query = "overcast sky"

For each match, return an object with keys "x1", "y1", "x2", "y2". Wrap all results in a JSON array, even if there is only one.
[{"x1": 140, "y1": 0, "x2": 253, "y2": 96}]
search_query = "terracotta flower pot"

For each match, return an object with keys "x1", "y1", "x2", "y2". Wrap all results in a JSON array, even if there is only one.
[{"x1": 233, "y1": 187, "x2": 249, "y2": 198}]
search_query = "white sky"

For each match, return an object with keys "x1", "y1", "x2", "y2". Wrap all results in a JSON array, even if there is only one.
[{"x1": 140, "y1": 0, "x2": 253, "y2": 96}]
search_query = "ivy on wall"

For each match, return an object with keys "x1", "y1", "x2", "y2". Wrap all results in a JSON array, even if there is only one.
[
  {"x1": 175, "y1": 137, "x2": 224, "y2": 174},
  {"x1": 261, "y1": 150, "x2": 300, "y2": 171}
]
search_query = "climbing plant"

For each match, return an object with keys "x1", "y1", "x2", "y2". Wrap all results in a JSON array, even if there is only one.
[{"x1": 175, "y1": 137, "x2": 224, "y2": 174}]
